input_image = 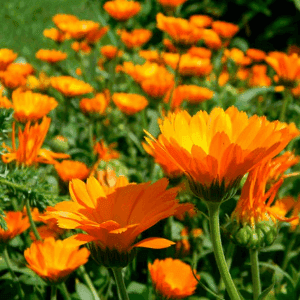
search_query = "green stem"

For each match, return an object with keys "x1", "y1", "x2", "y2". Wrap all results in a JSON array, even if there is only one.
[
  {"x1": 79, "y1": 265, "x2": 101, "y2": 300},
  {"x1": 282, "y1": 232, "x2": 297, "y2": 271},
  {"x1": 0, "y1": 178, "x2": 28, "y2": 192},
  {"x1": 279, "y1": 89, "x2": 293, "y2": 122},
  {"x1": 59, "y1": 282, "x2": 71, "y2": 300},
  {"x1": 111, "y1": 268, "x2": 129, "y2": 300},
  {"x1": 250, "y1": 249, "x2": 261, "y2": 300},
  {"x1": 51, "y1": 285, "x2": 57, "y2": 300},
  {"x1": 206, "y1": 202, "x2": 241, "y2": 300},
  {"x1": 219, "y1": 242, "x2": 235, "y2": 291},
  {"x1": 3, "y1": 246, "x2": 24, "y2": 300},
  {"x1": 25, "y1": 198, "x2": 41, "y2": 241},
  {"x1": 88, "y1": 119, "x2": 95, "y2": 152}
]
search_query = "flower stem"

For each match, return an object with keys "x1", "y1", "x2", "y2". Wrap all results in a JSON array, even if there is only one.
[
  {"x1": 79, "y1": 265, "x2": 101, "y2": 300},
  {"x1": 250, "y1": 249, "x2": 261, "y2": 300},
  {"x1": 59, "y1": 282, "x2": 71, "y2": 300},
  {"x1": 3, "y1": 246, "x2": 24, "y2": 300},
  {"x1": 51, "y1": 285, "x2": 57, "y2": 300},
  {"x1": 206, "y1": 202, "x2": 241, "y2": 300},
  {"x1": 280, "y1": 88, "x2": 293, "y2": 122},
  {"x1": 112, "y1": 267, "x2": 130, "y2": 300},
  {"x1": 25, "y1": 198, "x2": 41, "y2": 241}
]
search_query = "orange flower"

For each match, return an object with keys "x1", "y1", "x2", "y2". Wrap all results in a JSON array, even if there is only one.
[
  {"x1": 0, "y1": 211, "x2": 29, "y2": 243},
  {"x1": 246, "y1": 48, "x2": 266, "y2": 62},
  {"x1": 12, "y1": 89, "x2": 58, "y2": 122},
  {"x1": 157, "y1": 13, "x2": 203, "y2": 48},
  {"x1": 212, "y1": 21, "x2": 239, "y2": 39},
  {"x1": 44, "y1": 177, "x2": 192, "y2": 267},
  {"x1": 101, "y1": 45, "x2": 119, "y2": 60},
  {"x1": 119, "y1": 29, "x2": 152, "y2": 49},
  {"x1": 201, "y1": 29, "x2": 222, "y2": 50},
  {"x1": 57, "y1": 20, "x2": 99, "y2": 39},
  {"x1": 189, "y1": 15, "x2": 213, "y2": 28},
  {"x1": 0, "y1": 49, "x2": 17, "y2": 70},
  {"x1": 51, "y1": 76, "x2": 93, "y2": 97},
  {"x1": 55, "y1": 160, "x2": 90, "y2": 182},
  {"x1": 26, "y1": 72, "x2": 51, "y2": 91},
  {"x1": 52, "y1": 14, "x2": 79, "y2": 27},
  {"x1": 6, "y1": 63, "x2": 34, "y2": 77},
  {"x1": 139, "y1": 50, "x2": 163, "y2": 63},
  {"x1": 249, "y1": 65, "x2": 271, "y2": 87},
  {"x1": 188, "y1": 46, "x2": 212, "y2": 59},
  {"x1": 145, "y1": 106, "x2": 299, "y2": 202},
  {"x1": 112, "y1": 93, "x2": 148, "y2": 115},
  {"x1": 80, "y1": 93, "x2": 109, "y2": 115},
  {"x1": 223, "y1": 48, "x2": 252, "y2": 66},
  {"x1": 2, "y1": 117, "x2": 70, "y2": 166},
  {"x1": 94, "y1": 140, "x2": 120, "y2": 161},
  {"x1": 71, "y1": 41, "x2": 92, "y2": 54},
  {"x1": 0, "y1": 70, "x2": 26, "y2": 89},
  {"x1": 43, "y1": 28, "x2": 67, "y2": 43},
  {"x1": 36, "y1": 49, "x2": 67, "y2": 63},
  {"x1": 85, "y1": 26, "x2": 109, "y2": 44},
  {"x1": 148, "y1": 258, "x2": 199, "y2": 299},
  {"x1": 103, "y1": 0, "x2": 141, "y2": 21},
  {"x1": 0, "y1": 94, "x2": 12, "y2": 109},
  {"x1": 24, "y1": 237, "x2": 90, "y2": 284}
]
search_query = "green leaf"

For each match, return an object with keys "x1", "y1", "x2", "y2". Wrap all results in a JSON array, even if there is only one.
[
  {"x1": 294, "y1": 0, "x2": 300, "y2": 10},
  {"x1": 257, "y1": 282, "x2": 275, "y2": 300},
  {"x1": 127, "y1": 281, "x2": 148, "y2": 300},
  {"x1": 75, "y1": 282, "x2": 94, "y2": 300},
  {"x1": 239, "y1": 289, "x2": 252, "y2": 300}
]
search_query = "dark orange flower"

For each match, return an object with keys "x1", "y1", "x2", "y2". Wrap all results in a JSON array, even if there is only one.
[
  {"x1": 157, "y1": 0, "x2": 188, "y2": 12},
  {"x1": 52, "y1": 14, "x2": 79, "y2": 27},
  {"x1": 212, "y1": 21, "x2": 239, "y2": 39},
  {"x1": 112, "y1": 93, "x2": 148, "y2": 114},
  {"x1": 246, "y1": 48, "x2": 266, "y2": 62},
  {"x1": 119, "y1": 29, "x2": 152, "y2": 49},
  {"x1": 57, "y1": 20, "x2": 99, "y2": 39},
  {"x1": 103, "y1": 0, "x2": 141, "y2": 21},
  {"x1": 0, "y1": 94, "x2": 12, "y2": 109},
  {"x1": 80, "y1": 93, "x2": 109, "y2": 115},
  {"x1": 145, "y1": 107, "x2": 299, "y2": 202},
  {"x1": 188, "y1": 46, "x2": 212, "y2": 59},
  {"x1": 201, "y1": 29, "x2": 222, "y2": 50},
  {"x1": 2, "y1": 117, "x2": 70, "y2": 166},
  {"x1": 94, "y1": 140, "x2": 120, "y2": 161},
  {"x1": 12, "y1": 89, "x2": 58, "y2": 122},
  {"x1": 189, "y1": 15, "x2": 213, "y2": 28},
  {"x1": 6, "y1": 63, "x2": 34, "y2": 77},
  {"x1": 163, "y1": 38, "x2": 178, "y2": 53},
  {"x1": 55, "y1": 160, "x2": 90, "y2": 182},
  {"x1": 248, "y1": 65, "x2": 272, "y2": 87},
  {"x1": 149, "y1": 258, "x2": 199, "y2": 299},
  {"x1": 100, "y1": 45, "x2": 119, "y2": 60},
  {"x1": 0, "y1": 49, "x2": 17, "y2": 70},
  {"x1": 85, "y1": 26, "x2": 109, "y2": 44},
  {"x1": 223, "y1": 48, "x2": 252, "y2": 66},
  {"x1": 71, "y1": 41, "x2": 92, "y2": 54},
  {"x1": 51, "y1": 76, "x2": 93, "y2": 97},
  {"x1": 43, "y1": 28, "x2": 68, "y2": 43},
  {"x1": 0, "y1": 211, "x2": 29, "y2": 243},
  {"x1": 36, "y1": 49, "x2": 67, "y2": 64},
  {"x1": 0, "y1": 70, "x2": 26, "y2": 89},
  {"x1": 24, "y1": 237, "x2": 90, "y2": 284}
]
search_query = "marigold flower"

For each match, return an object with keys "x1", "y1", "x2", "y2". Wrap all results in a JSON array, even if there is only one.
[
  {"x1": 100, "y1": 45, "x2": 119, "y2": 60},
  {"x1": 103, "y1": 0, "x2": 141, "y2": 21},
  {"x1": 2, "y1": 117, "x2": 70, "y2": 166},
  {"x1": 149, "y1": 258, "x2": 199, "y2": 299},
  {"x1": 12, "y1": 89, "x2": 58, "y2": 122},
  {"x1": 57, "y1": 20, "x2": 99, "y2": 39},
  {"x1": 85, "y1": 26, "x2": 109, "y2": 44},
  {"x1": 188, "y1": 46, "x2": 212, "y2": 59},
  {"x1": 246, "y1": 48, "x2": 266, "y2": 62},
  {"x1": 157, "y1": 0, "x2": 188, "y2": 12},
  {"x1": 139, "y1": 50, "x2": 163, "y2": 63},
  {"x1": 26, "y1": 72, "x2": 51, "y2": 91},
  {"x1": 0, "y1": 211, "x2": 29, "y2": 243},
  {"x1": 80, "y1": 93, "x2": 109, "y2": 115},
  {"x1": 0, "y1": 49, "x2": 17, "y2": 70},
  {"x1": 6, "y1": 63, "x2": 34, "y2": 77},
  {"x1": 145, "y1": 106, "x2": 299, "y2": 202},
  {"x1": 94, "y1": 140, "x2": 120, "y2": 161},
  {"x1": 249, "y1": 65, "x2": 271, "y2": 87},
  {"x1": 44, "y1": 177, "x2": 193, "y2": 267},
  {"x1": 24, "y1": 237, "x2": 90, "y2": 284},
  {"x1": 189, "y1": 15, "x2": 213, "y2": 28},
  {"x1": 212, "y1": 21, "x2": 239, "y2": 39},
  {"x1": 43, "y1": 28, "x2": 67, "y2": 43},
  {"x1": 223, "y1": 48, "x2": 252, "y2": 66},
  {"x1": 112, "y1": 93, "x2": 148, "y2": 115},
  {"x1": 36, "y1": 49, "x2": 67, "y2": 64},
  {"x1": 0, "y1": 95, "x2": 12, "y2": 109},
  {"x1": 119, "y1": 29, "x2": 152, "y2": 49},
  {"x1": 201, "y1": 29, "x2": 222, "y2": 49},
  {"x1": 51, "y1": 76, "x2": 93, "y2": 97},
  {"x1": 55, "y1": 160, "x2": 90, "y2": 182},
  {"x1": 52, "y1": 14, "x2": 79, "y2": 27},
  {"x1": 0, "y1": 70, "x2": 26, "y2": 89},
  {"x1": 71, "y1": 41, "x2": 92, "y2": 54}
]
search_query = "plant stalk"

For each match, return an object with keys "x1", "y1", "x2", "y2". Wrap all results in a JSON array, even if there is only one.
[
  {"x1": 79, "y1": 265, "x2": 101, "y2": 300},
  {"x1": 25, "y1": 198, "x2": 41, "y2": 241},
  {"x1": 250, "y1": 249, "x2": 261, "y2": 300},
  {"x1": 51, "y1": 285, "x2": 57, "y2": 300},
  {"x1": 111, "y1": 267, "x2": 130, "y2": 300}
]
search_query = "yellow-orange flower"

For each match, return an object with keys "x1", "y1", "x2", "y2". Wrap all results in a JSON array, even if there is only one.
[
  {"x1": 223, "y1": 48, "x2": 252, "y2": 66},
  {"x1": 148, "y1": 258, "x2": 199, "y2": 299},
  {"x1": 249, "y1": 65, "x2": 272, "y2": 87},
  {"x1": 0, "y1": 94, "x2": 12, "y2": 109},
  {"x1": 145, "y1": 106, "x2": 299, "y2": 202},
  {"x1": 52, "y1": 14, "x2": 79, "y2": 27},
  {"x1": 43, "y1": 28, "x2": 67, "y2": 43},
  {"x1": 188, "y1": 46, "x2": 212, "y2": 59},
  {"x1": 189, "y1": 15, "x2": 213, "y2": 28},
  {"x1": 0, "y1": 211, "x2": 29, "y2": 243},
  {"x1": 36, "y1": 49, "x2": 67, "y2": 64},
  {"x1": 12, "y1": 89, "x2": 58, "y2": 122},
  {"x1": 26, "y1": 72, "x2": 51, "y2": 91},
  {"x1": 246, "y1": 48, "x2": 266, "y2": 62},
  {"x1": 80, "y1": 93, "x2": 109, "y2": 115},
  {"x1": 6, "y1": 63, "x2": 34, "y2": 77},
  {"x1": 24, "y1": 237, "x2": 90, "y2": 284},
  {"x1": 119, "y1": 29, "x2": 152, "y2": 49},
  {"x1": 157, "y1": 0, "x2": 188, "y2": 10},
  {"x1": 212, "y1": 21, "x2": 239, "y2": 39},
  {"x1": 201, "y1": 29, "x2": 222, "y2": 50},
  {"x1": 139, "y1": 50, "x2": 163, "y2": 63},
  {"x1": 103, "y1": 0, "x2": 141, "y2": 21},
  {"x1": 71, "y1": 41, "x2": 92, "y2": 54},
  {"x1": 55, "y1": 160, "x2": 90, "y2": 182},
  {"x1": 2, "y1": 117, "x2": 70, "y2": 166},
  {"x1": 0, "y1": 70, "x2": 26, "y2": 89},
  {"x1": 51, "y1": 76, "x2": 93, "y2": 97},
  {"x1": 57, "y1": 20, "x2": 99, "y2": 39},
  {"x1": 112, "y1": 93, "x2": 148, "y2": 115},
  {"x1": 0, "y1": 49, "x2": 17, "y2": 70},
  {"x1": 100, "y1": 45, "x2": 119, "y2": 60}
]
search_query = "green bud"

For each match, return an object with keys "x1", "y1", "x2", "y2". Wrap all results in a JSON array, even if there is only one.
[{"x1": 50, "y1": 136, "x2": 69, "y2": 153}]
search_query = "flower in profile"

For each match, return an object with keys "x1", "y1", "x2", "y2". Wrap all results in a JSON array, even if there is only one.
[
  {"x1": 0, "y1": 94, "x2": 12, "y2": 109},
  {"x1": 201, "y1": 29, "x2": 222, "y2": 49},
  {"x1": 188, "y1": 46, "x2": 212, "y2": 59},
  {"x1": 103, "y1": 0, "x2": 141, "y2": 22},
  {"x1": 148, "y1": 258, "x2": 199, "y2": 299},
  {"x1": 52, "y1": 14, "x2": 79, "y2": 27},
  {"x1": 0, "y1": 211, "x2": 29, "y2": 243},
  {"x1": 101, "y1": 45, "x2": 119, "y2": 60},
  {"x1": 223, "y1": 48, "x2": 252, "y2": 66},
  {"x1": 0, "y1": 70, "x2": 26, "y2": 89},
  {"x1": 94, "y1": 140, "x2": 120, "y2": 161},
  {"x1": 2, "y1": 117, "x2": 70, "y2": 166},
  {"x1": 139, "y1": 50, "x2": 163, "y2": 63},
  {"x1": 36, "y1": 49, "x2": 67, "y2": 64},
  {"x1": 119, "y1": 29, "x2": 152, "y2": 49},
  {"x1": 6, "y1": 63, "x2": 34, "y2": 77},
  {"x1": 71, "y1": 41, "x2": 92, "y2": 54},
  {"x1": 12, "y1": 88, "x2": 58, "y2": 122},
  {"x1": 212, "y1": 21, "x2": 239, "y2": 39},
  {"x1": 55, "y1": 160, "x2": 90, "y2": 182},
  {"x1": 24, "y1": 237, "x2": 90, "y2": 284},
  {"x1": 189, "y1": 15, "x2": 213, "y2": 28},
  {"x1": 0, "y1": 49, "x2": 17, "y2": 70},
  {"x1": 44, "y1": 177, "x2": 193, "y2": 267},
  {"x1": 51, "y1": 76, "x2": 93, "y2": 97},
  {"x1": 26, "y1": 72, "x2": 51, "y2": 91},
  {"x1": 80, "y1": 93, "x2": 109, "y2": 116},
  {"x1": 248, "y1": 65, "x2": 271, "y2": 87},
  {"x1": 145, "y1": 106, "x2": 299, "y2": 202},
  {"x1": 246, "y1": 48, "x2": 266, "y2": 62},
  {"x1": 43, "y1": 28, "x2": 67, "y2": 43},
  {"x1": 57, "y1": 20, "x2": 99, "y2": 39},
  {"x1": 112, "y1": 93, "x2": 148, "y2": 115},
  {"x1": 157, "y1": 0, "x2": 188, "y2": 12}
]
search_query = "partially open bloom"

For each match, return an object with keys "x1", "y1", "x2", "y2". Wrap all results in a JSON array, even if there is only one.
[
  {"x1": 80, "y1": 93, "x2": 109, "y2": 115},
  {"x1": 24, "y1": 237, "x2": 90, "y2": 284},
  {"x1": 55, "y1": 160, "x2": 90, "y2": 182},
  {"x1": 51, "y1": 76, "x2": 93, "y2": 97},
  {"x1": 201, "y1": 29, "x2": 222, "y2": 49},
  {"x1": 103, "y1": 0, "x2": 141, "y2": 21},
  {"x1": 12, "y1": 89, "x2": 58, "y2": 122},
  {"x1": 52, "y1": 14, "x2": 79, "y2": 27},
  {"x1": 43, "y1": 28, "x2": 67, "y2": 43},
  {"x1": 112, "y1": 93, "x2": 148, "y2": 115},
  {"x1": 0, "y1": 211, "x2": 29, "y2": 243},
  {"x1": 119, "y1": 29, "x2": 152, "y2": 49},
  {"x1": 44, "y1": 177, "x2": 193, "y2": 267},
  {"x1": 0, "y1": 49, "x2": 17, "y2": 70},
  {"x1": 36, "y1": 49, "x2": 67, "y2": 64},
  {"x1": 26, "y1": 72, "x2": 51, "y2": 91},
  {"x1": 157, "y1": 0, "x2": 188, "y2": 12},
  {"x1": 101, "y1": 45, "x2": 119, "y2": 60},
  {"x1": 149, "y1": 258, "x2": 199, "y2": 299},
  {"x1": 71, "y1": 41, "x2": 92, "y2": 54},
  {"x1": 212, "y1": 21, "x2": 239, "y2": 39},
  {"x1": 189, "y1": 15, "x2": 213, "y2": 28},
  {"x1": 145, "y1": 106, "x2": 299, "y2": 202}
]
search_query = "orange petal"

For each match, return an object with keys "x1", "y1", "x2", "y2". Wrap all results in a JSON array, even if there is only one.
[{"x1": 133, "y1": 237, "x2": 175, "y2": 249}]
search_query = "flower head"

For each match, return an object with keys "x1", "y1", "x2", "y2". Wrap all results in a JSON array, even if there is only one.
[
  {"x1": 212, "y1": 21, "x2": 239, "y2": 39},
  {"x1": 103, "y1": 0, "x2": 141, "y2": 21},
  {"x1": 100, "y1": 45, "x2": 119, "y2": 60},
  {"x1": 246, "y1": 48, "x2": 266, "y2": 62},
  {"x1": 36, "y1": 49, "x2": 68, "y2": 64},
  {"x1": 80, "y1": 93, "x2": 109, "y2": 116},
  {"x1": 57, "y1": 20, "x2": 99, "y2": 39},
  {"x1": 55, "y1": 160, "x2": 90, "y2": 182},
  {"x1": 0, "y1": 94, "x2": 13, "y2": 109},
  {"x1": 112, "y1": 93, "x2": 148, "y2": 115},
  {"x1": 157, "y1": 0, "x2": 188, "y2": 12},
  {"x1": 6, "y1": 63, "x2": 34, "y2": 77},
  {"x1": 189, "y1": 15, "x2": 213, "y2": 28},
  {"x1": 94, "y1": 140, "x2": 120, "y2": 161},
  {"x1": 0, "y1": 49, "x2": 17, "y2": 70},
  {"x1": 43, "y1": 28, "x2": 68, "y2": 43},
  {"x1": 0, "y1": 70, "x2": 26, "y2": 89},
  {"x1": 119, "y1": 29, "x2": 152, "y2": 49}
]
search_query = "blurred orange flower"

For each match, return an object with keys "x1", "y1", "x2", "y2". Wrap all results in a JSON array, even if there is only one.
[
  {"x1": 112, "y1": 93, "x2": 148, "y2": 115},
  {"x1": 52, "y1": 14, "x2": 79, "y2": 27},
  {"x1": 101, "y1": 45, "x2": 119, "y2": 60},
  {"x1": 103, "y1": 0, "x2": 141, "y2": 21},
  {"x1": 85, "y1": 26, "x2": 109, "y2": 44},
  {"x1": 157, "y1": 0, "x2": 188, "y2": 11},
  {"x1": 6, "y1": 63, "x2": 34, "y2": 77},
  {"x1": 139, "y1": 50, "x2": 163, "y2": 63},
  {"x1": 80, "y1": 93, "x2": 109, "y2": 115},
  {"x1": 148, "y1": 258, "x2": 199, "y2": 299},
  {"x1": 43, "y1": 28, "x2": 67, "y2": 43},
  {"x1": 249, "y1": 65, "x2": 272, "y2": 87},
  {"x1": 24, "y1": 237, "x2": 90, "y2": 284},
  {"x1": 0, "y1": 49, "x2": 17, "y2": 70},
  {"x1": 189, "y1": 15, "x2": 213, "y2": 28},
  {"x1": 71, "y1": 41, "x2": 92, "y2": 54},
  {"x1": 201, "y1": 29, "x2": 222, "y2": 49},
  {"x1": 0, "y1": 70, "x2": 26, "y2": 89},
  {"x1": 223, "y1": 48, "x2": 252, "y2": 66},
  {"x1": 57, "y1": 20, "x2": 99, "y2": 39},
  {"x1": 36, "y1": 49, "x2": 67, "y2": 63},
  {"x1": 246, "y1": 48, "x2": 266, "y2": 62},
  {"x1": 55, "y1": 160, "x2": 90, "y2": 182},
  {"x1": 26, "y1": 72, "x2": 51, "y2": 91},
  {"x1": 0, "y1": 94, "x2": 12, "y2": 109},
  {"x1": 94, "y1": 140, "x2": 120, "y2": 161},
  {"x1": 212, "y1": 20, "x2": 239, "y2": 39},
  {"x1": 188, "y1": 46, "x2": 212, "y2": 59},
  {"x1": 119, "y1": 29, "x2": 152, "y2": 49}
]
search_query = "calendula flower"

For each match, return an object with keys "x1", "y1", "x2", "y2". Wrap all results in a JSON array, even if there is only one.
[
  {"x1": 52, "y1": 14, "x2": 79, "y2": 27},
  {"x1": 212, "y1": 21, "x2": 239, "y2": 39},
  {"x1": 246, "y1": 48, "x2": 266, "y2": 62},
  {"x1": 12, "y1": 89, "x2": 58, "y2": 122},
  {"x1": 55, "y1": 160, "x2": 90, "y2": 182},
  {"x1": 249, "y1": 65, "x2": 272, "y2": 87},
  {"x1": 103, "y1": 0, "x2": 141, "y2": 21},
  {"x1": 149, "y1": 258, "x2": 199, "y2": 299},
  {"x1": 24, "y1": 237, "x2": 90, "y2": 284},
  {"x1": 112, "y1": 93, "x2": 148, "y2": 115},
  {"x1": 0, "y1": 49, "x2": 17, "y2": 70},
  {"x1": 51, "y1": 76, "x2": 93, "y2": 97},
  {"x1": 57, "y1": 20, "x2": 99, "y2": 39},
  {"x1": 157, "y1": 0, "x2": 188, "y2": 12},
  {"x1": 201, "y1": 29, "x2": 222, "y2": 50},
  {"x1": 139, "y1": 50, "x2": 163, "y2": 63},
  {"x1": 6, "y1": 63, "x2": 34, "y2": 77},
  {"x1": 0, "y1": 211, "x2": 29, "y2": 243},
  {"x1": 189, "y1": 15, "x2": 213, "y2": 28},
  {"x1": 223, "y1": 48, "x2": 252, "y2": 66},
  {"x1": 145, "y1": 106, "x2": 299, "y2": 202},
  {"x1": 2, "y1": 117, "x2": 70, "y2": 166},
  {"x1": 188, "y1": 46, "x2": 212, "y2": 59},
  {"x1": 43, "y1": 28, "x2": 67, "y2": 43},
  {"x1": 26, "y1": 72, "x2": 51, "y2": 91},
  {"x1": 36, "y1": 49, "x2": 67, "y2": 64},
  {"x1": 100, "y1": 45, "x2": 119, "y2": 60},
  {"x1": 71, "y1": 41, "x2": 92, "y2": 54},
  {"x1": 94, "y1": 140, "x2": 120, "y2": 161},
  {"x1": 80, "y1": 93, "x2": 109, "y2": 116},
  {"x1": 0, "y1": 94, "x2": 12, "y2": 109},
  {"x1": 119, "y1": 29, "x2": 152, "y2": 49},
  {"x1": 0, "y1": 70, "x2": 26, "y2": 89},
  {"x1": 85, "y1": 26, "x2": 109, "y2": 44}
]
